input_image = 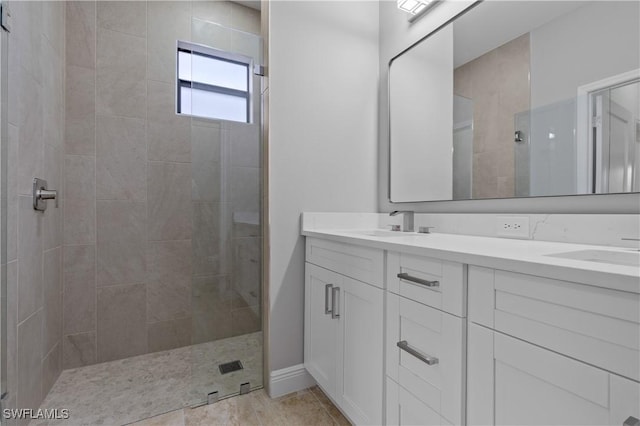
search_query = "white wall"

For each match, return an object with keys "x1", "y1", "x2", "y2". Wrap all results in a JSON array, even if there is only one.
[{"x1": 268, "y1": 1, "x2": 379, "y2": 374}]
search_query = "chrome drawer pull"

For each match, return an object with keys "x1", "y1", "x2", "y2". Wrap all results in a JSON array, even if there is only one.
[
  {"x1": 624, "y1": 416, "x2": 640, "y2": 426},
  {"x1": 397, "y1": 272, "x2": 439, "y2": 288},
  {"x1": 397, "y1": 340, "x2": 439, "y2": 366},
  {"x1": 331, "y1": 287, "x2": 340, "y2": 319},
  {"x1": 324, "y1": 284, "x2": 333, "y2": 315}
]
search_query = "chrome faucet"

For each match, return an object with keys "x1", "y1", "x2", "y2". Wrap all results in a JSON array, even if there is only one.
[{"x1": 389, "y1": 211, "x2": 414, "y2": 232}]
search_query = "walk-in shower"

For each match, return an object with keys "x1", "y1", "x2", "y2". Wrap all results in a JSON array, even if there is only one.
[{"x1": 0, "y1": 1, "x2": 264, "y2": 424}]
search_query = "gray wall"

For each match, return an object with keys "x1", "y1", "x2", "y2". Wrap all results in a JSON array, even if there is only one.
[
  {"x1": 378, "y1": 0, "x2": 640, "y2": 213},
  {"x1": 5, "y1": 0, "x2": 65, "y2": 416},
  {"x1": 62, "y1": 0, "x2": 262, "y2": 369}
]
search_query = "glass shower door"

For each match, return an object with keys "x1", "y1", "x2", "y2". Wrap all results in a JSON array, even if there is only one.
[{"x1": 186, "y1": 19, "x2": 263, "y2": 407}]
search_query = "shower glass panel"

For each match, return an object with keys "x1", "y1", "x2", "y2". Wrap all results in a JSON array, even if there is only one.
[{"x1": 187, "y1": 19, "x2": 263, "y2": 406}]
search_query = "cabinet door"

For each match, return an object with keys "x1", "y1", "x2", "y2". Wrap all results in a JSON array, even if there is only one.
[
  {"x1": 468, "y1": 323, "x2": 640, "y2": 425},
  {"x1": 304, "y1": 263, "x2": 340, "y2": 396},
  {"x1": 337, "y1": 276, "x2": 384, "y2": 425}
]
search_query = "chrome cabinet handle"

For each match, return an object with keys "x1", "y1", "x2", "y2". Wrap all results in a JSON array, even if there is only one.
[
  {"x1": 624, "y1": 416, "x2": 640, "y2": 426},
  {"x1": 331, "y1": 287, "x2": 340, "y2": 319},
  {"x1": 324, "y1": 284, "x2": 333, "y2": 315},
  {"x1": 397, "y1": 340, "x2": 439, "y2": 366},
  {"x1": 397, "y1": 272, "x2": 439, "y2": 288}
]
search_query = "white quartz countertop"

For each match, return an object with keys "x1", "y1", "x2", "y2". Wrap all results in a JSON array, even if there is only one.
[{"x1": 301, "y1": 227, "x2": 640, "y2": 294}]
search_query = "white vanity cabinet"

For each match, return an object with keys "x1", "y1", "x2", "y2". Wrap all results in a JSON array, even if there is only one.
[
  {"x1": 304, "y1": 238, "x2": 384, "y2": 425},
  {"x1": 467, "y1": 266, "x2": 640, "y2": 425},
  {"x1": 385, "y1": 251, "x2": 467, "y2": 426}
]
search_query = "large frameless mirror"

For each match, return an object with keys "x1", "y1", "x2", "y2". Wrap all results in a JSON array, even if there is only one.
[{"x1": 389, "y1": 1, "x2": 640, "y2": 202}]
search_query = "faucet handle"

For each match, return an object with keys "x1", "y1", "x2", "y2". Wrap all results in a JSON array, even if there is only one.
[
  {"x1": 388, "y1": 224, "x2": 401, "y2": 232},
  {"x1": 419, "y1": 226, "x2": 435, "y2": 234}
]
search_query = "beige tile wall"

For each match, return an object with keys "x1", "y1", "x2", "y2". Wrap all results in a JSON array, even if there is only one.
[
  {"x1": 454, "y1": 33, "x2": 530, "y2": 199},
  {"x1": 5, "y1": 0, "x2": 66, "y2": 418},
  {"x1": 63, "y1": 1, "x2": 262, "y2": 370}
]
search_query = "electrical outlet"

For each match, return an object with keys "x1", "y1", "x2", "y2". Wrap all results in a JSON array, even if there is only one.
[{"x1": 496, "y1": 216, "x2": 530, "y2": 239}]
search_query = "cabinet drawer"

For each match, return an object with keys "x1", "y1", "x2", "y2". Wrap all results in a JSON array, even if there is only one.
[
  {"x1": 469, "y1": 266, "x2": 640, "y2": 381},
  {"x1": 387, "y1": 293, "x2": 465, "y2": 425},
  {"x1": 386, "y1": 377, "x2": 452, "y2": 426},
  {"x1": 306, "y1": 237, "x2": 384, "y2": 288},
  {"x1": 387, "y1": 252, "x2": 466, "y2": 316}
]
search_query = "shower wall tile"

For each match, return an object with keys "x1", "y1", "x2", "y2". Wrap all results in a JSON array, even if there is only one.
[
  {"x1": 7, "y1": 262, "x2": 18, "y2": 400},
  {"x1": 12, "y1": 0, "x2": 43, "y2": 83},
  {"x1": 230, "y1": 2, "x2": 261, "y2": 35},
  {"x1": 147, "y1": 1, "x2": 190, "y2": 84},
  {"x1": 63, "y1": 332, "x2": 97, "y2": 370},
  {"x1": 96, "y1": 28, "x2": 146, "y2": 119},
  {"x1": 65, "y1": 155, "x2": 95, "y2": 200},
  {"x1": 17, "y1": 196, "x2": 44, "y2": 323},
  {"x1": 43, "y1": 248, "x2": 62, "y2": 357},
  {"x1": 147, "y1": 240, "x2": 192, "y2": 323},
  {"x1": 63, "y1": 198, "x2": 96, "y2": 245},
  {"x1": 191, "y1": 1, "x2": 232, "y2": 26},
  {"x1": 148, "y1": 162, "x2": 192, "y2": 241},
  {"x1": 17, "y1": 309, "x2": 44, "y2": 412},
  {"x1": 192, "y1": 160, "x2": 221, "y2": 203},
  {"x1": 231, "y1": 307, "x2": 261, "y2": 336},
  {"x1": 229, "y1": 167, "x2": 260, "y2": 213},
  {"x1": 147, "y1": 317, "x2": 192, "y2": 353},
  {"x1": 97, "y1": 284, "x2": 147, "y2": 362},
  {"x1": 96, "y1": 115, "x2": 147, "y2": 200},
  {"x1": 43, "y1": 145, "x2": 62, "y2": 251},
  {"x1": 42, "y1": 42, "x2": 65, "y2": 151},
  {"x1": 43, "y1": 1, "x2": 65, "y2": 56},
  {"x1": 66, "y1": 1, "x2": 96, "y2": 69},
  {"x1": 63, "y1": 245, "x2": 96, "y2": 335},
  {"x1": 192, "y1": 274, "x2": 233, "y2": 343},
  {"x1": 97, "y1": 1, "x2": 147, "y2": 38},
  {"x1": 17, "y1": 72, "x2": 43, "y2": 196},
  {"x1": 147, "y1": 81, "x2": 191, "y2": 163},
  {"x1": 7, "y1": 124, "x2": 18, "y2": 262},
  {"x1": 193, "y1": 275, "x2": 233, "y2": 315},
  {"x1": 232, "y1": 237, "x2": 261, "y2": 309},
  {"x1": 191, "y1": 124, "x2": 222, "y2": 163},
  {"x1": 192, "y1": 18, "x2": 232, "y2": 50},
  {"x1": 65, "y1": 65, "x2": 95, "y2": 155},
  {"x1": 230, "y1": 124, "x2": 260, "y2": 167},
  {"x1": 42, "y1": 343, "x2": 62, "y2": 400},
  {"x1": 192, "y1": 202, "x2": 224, "y2": 276},
  {"x1": 97, "y1": 201, "x2": 147, "y2": 286},
  {"x1": 192, "y1": 310, "x2": 233, "y2": 345}
]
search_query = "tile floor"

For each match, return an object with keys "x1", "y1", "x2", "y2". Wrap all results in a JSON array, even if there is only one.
[
  {"x1": 36, "y1": 333, "x2": 263, "y2": 425},
  {"x1": 130, "y1": 386, "x2": 351, "y2": 426}
]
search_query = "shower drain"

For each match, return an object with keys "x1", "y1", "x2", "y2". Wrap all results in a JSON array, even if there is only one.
[{"x1": 218, "y1": 360, "x2": 244, "y2": 374}]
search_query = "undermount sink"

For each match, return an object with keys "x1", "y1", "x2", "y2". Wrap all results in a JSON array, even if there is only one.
[
  {"x1": 346, "y1": 229, "x2": 424, "y2": 238},
  {"x1": 546, "y1": 249, "x2": 640, "y2": 267}
]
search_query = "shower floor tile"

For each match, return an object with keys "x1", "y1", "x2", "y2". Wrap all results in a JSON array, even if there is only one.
[{"x1": 34, "y1": 332, "x2": 262, "y2": 426}]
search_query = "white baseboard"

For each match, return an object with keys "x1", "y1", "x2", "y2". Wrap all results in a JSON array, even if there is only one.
[{"x1": 269, "y1": 364, "x2": 316, "y2": 398}]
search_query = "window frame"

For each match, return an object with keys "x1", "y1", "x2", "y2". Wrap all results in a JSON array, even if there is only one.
[{"x1": 176, "y1": 40, "x2": 254, "y2": 123}]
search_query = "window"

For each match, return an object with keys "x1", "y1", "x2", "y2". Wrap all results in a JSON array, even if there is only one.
[{"x1": 177, "y1": 41, "x2": 252, "y2": 123}]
